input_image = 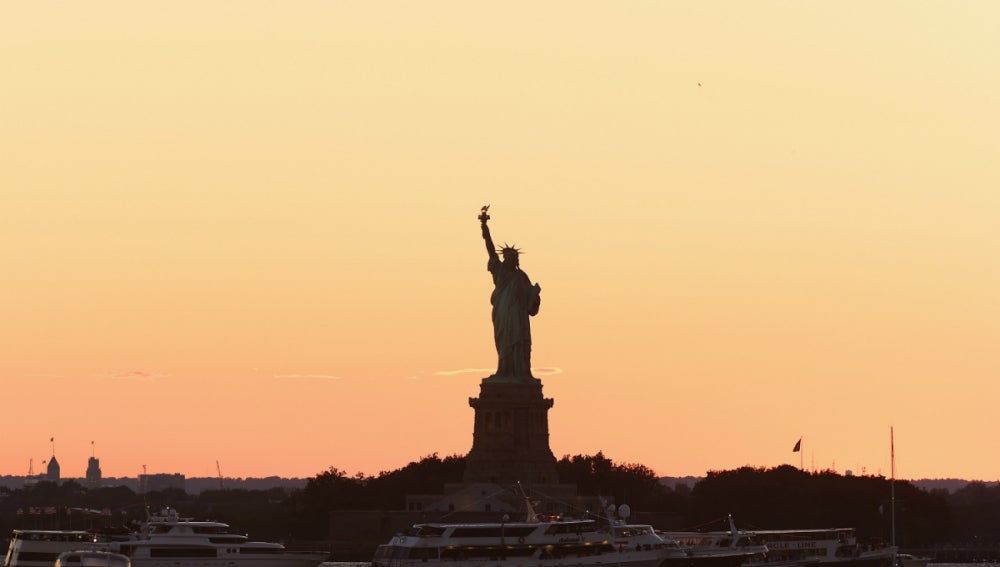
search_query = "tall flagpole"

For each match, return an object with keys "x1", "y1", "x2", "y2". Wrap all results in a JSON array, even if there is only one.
[{"x1": 891, "y1": 426, "x2": 896, "y2": 548}]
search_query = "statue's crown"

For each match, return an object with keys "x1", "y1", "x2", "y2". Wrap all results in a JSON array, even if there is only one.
[{"x1": 498, "y1": 243, "x2": 521, "y2": 257}]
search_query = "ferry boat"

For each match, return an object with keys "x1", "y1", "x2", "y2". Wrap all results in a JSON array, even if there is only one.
[
  {"x1": 661, "y1": 522, "x2": 894, "y2": 567},
  {"x1": 372, "y1": 516, "x2": 682, "y2": 567},
  {"x1": 108, "y1": 509, "x2": 328, "y2": 567},
  {"x1": 54, "y1": 550, "x2": 131, "y2": 567},
  {"x1": 742, "y1": 528, "x2": 894, "y2": 567}
]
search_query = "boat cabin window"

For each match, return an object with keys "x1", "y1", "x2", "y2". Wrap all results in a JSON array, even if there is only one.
[
  {"x1": 613, "y1": 525, "x2": 653, "y2": 537},
  {"x1": 543, "y1": 521, "x2": 596, "y2": 535},
  {"x1": 449, "y1": 526, "x2": 537, "y2": 538},
  {"x1": 191, "y1": 526, "x2": 233, "y2": 535},
  {"x1": 15, "y1": 532, "x2": 93, "y2": 543},
  {"x1": 415, "y1": 526, "x2": 447, "y2": 537}
]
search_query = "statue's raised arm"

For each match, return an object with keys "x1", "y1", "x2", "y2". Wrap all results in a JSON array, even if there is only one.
[
  {"x1": 476, "y1": 205, "x2": 541, "y2": 383},
  {"x1": 479, "y1": 205, "x2": 497, "y2": 259}
]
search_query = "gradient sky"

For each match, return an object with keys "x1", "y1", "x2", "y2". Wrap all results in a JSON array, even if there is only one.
[{"x1": 2, "y1": 2, "x2": 997, "y2": 482}]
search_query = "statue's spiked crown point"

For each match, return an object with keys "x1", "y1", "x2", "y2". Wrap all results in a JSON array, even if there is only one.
[{"x1": 498, "y1": 243, "x2": 522, "y2": 257}]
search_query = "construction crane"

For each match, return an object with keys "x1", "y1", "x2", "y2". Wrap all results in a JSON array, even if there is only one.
[{"x1": 216, "y1": 460, "x2": 224, "y2": 490}]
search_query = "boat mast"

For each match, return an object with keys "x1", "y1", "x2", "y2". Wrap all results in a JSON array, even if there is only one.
[{"x1": 890, "y1": 426, "x2": 896, "y2": 548}]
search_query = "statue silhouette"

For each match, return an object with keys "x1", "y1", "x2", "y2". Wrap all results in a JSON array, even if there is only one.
[{"x1": 479, "y1": 207, "x2": 541, "y2": 381}]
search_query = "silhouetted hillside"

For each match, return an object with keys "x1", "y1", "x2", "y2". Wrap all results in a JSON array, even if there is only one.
[
  {"x1": 910, "y1": 478, "x2": 999, "y2": 494},
  {"x1": 0, "y1": 475, "x2": 307, "y2": 494}
]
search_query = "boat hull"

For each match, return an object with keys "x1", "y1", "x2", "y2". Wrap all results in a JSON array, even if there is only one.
[
  {"x1": 373, "y1": 552, "x2": 666, "y2": 567},
  {"x1": 124, "y1": 556, "x2": 327, "y2": 567}
]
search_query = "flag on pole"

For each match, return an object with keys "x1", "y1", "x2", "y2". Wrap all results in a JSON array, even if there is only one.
[{"x1": 792, "y1": 437, "x2": 802, "y2": 452}]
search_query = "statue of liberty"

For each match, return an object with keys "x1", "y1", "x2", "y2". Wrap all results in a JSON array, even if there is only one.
[{"x1": 479, "y1": 206, "x2": 541, "y2": 382}]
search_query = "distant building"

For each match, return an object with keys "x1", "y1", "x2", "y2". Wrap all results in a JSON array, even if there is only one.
[
  {"x1": 86, "y1": 457, "x2": 102, "y2": 488},
  {"x1": 46, "y1": 456, "x2": 60, "y2": 482},
  {"x1": 138, "y1": 473, "x2": 185, "y2": 494}
]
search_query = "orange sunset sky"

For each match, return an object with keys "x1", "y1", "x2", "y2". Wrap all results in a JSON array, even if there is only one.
[{"x1": 2, "y1": 2, "x2": 998, "y2": 482}]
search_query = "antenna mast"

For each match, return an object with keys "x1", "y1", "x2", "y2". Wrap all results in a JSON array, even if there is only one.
[
  {"x1": 890, "y1": 426, "x2": 896, "y2": 547},
  {"x1": 216, "y1": 461, "x2": 224, "y2": 490}
]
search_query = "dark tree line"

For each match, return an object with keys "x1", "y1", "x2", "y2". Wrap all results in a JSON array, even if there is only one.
[
  {"x1": 287, "y1": 453, "x2": 467, "y2": 538},
  {"x1": 2, "y1": 456, "x2": 998, "y2": 550},
  {"x1": 687, "y1": 465, "x2": 952, "y2": 548}
]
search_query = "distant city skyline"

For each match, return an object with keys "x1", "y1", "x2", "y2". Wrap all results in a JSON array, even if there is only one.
[
  {"x1": 3, "y1": 443, "x2": 995, "y2": 484},
  {"x1": 3, "y1": 2, "x2": 997, "y2": 482}
]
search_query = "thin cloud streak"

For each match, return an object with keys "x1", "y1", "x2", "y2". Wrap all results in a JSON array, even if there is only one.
[
  {"x1": 434, "y1": 368, "x2": 495, "y2": 377},
  {"x1": 101, "y1": 370, "x2": 171, "y2": 380},
  {"x1": 532, "y1": 367, "x2": 563, "y2": 376},
  {"x1": 273, "y1": 374, "x2": 343, "y2": 380},
  {"x1": 434, "y1": 367, "x2": 563, "y2": 377}
]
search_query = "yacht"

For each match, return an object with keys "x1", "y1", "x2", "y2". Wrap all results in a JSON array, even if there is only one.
[
  {"x1": 3, "y1": 530, "x2": 126, "y2": 567},
  {"x1": 108, "y1": 509, "x2": 328, "y2": 567},
  {"x1": 2, "y1": 509, "x2": 327, "y2": 567}
]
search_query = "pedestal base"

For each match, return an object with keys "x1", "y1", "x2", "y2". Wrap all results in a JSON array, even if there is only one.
[{"x1": 464, "y1": 379, "x2": 558, "y2": 485}]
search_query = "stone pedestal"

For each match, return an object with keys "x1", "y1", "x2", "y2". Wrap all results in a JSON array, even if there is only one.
[{"x1": 464, "y1": 378, "x2": 558, "y2": 485}]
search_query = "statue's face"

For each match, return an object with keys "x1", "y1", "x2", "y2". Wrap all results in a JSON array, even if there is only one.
[{"x1": 502, "y1": 250, "x2": 518, "y2": 265}]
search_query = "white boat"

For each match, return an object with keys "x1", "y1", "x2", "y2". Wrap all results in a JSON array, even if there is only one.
[
  {"x1": 54, "y1": 550, "x2": 131, "y2": 567},
  {"x1": 2, "y1": 509, "x2": 326, "y2": 567},
  {"x1": 3, "y1": 530, "x2": 124, "y2": 567},
  {"x1": 374, "y1": 487, "x2": 685, "y2": 567},
  {"x1": 660, "y1": 520, "x2": 895, "y2": 567},
  {"x1": 108, "y1": 509, "x2": 327, "y2": 567},
  {"x1": 747, "y1": 527, "x2": 895, "y2": 567},
  {"x1": 372, "y1": 516, "x2": 682, "y2": 567},
  {"x1": 659, "y1": 516, "x2": 769, "y2": 565}
]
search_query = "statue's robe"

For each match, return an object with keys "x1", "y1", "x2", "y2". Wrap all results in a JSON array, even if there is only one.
[{"x1": 488, "y1": 255, "x2": 541, "y2": 379}]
